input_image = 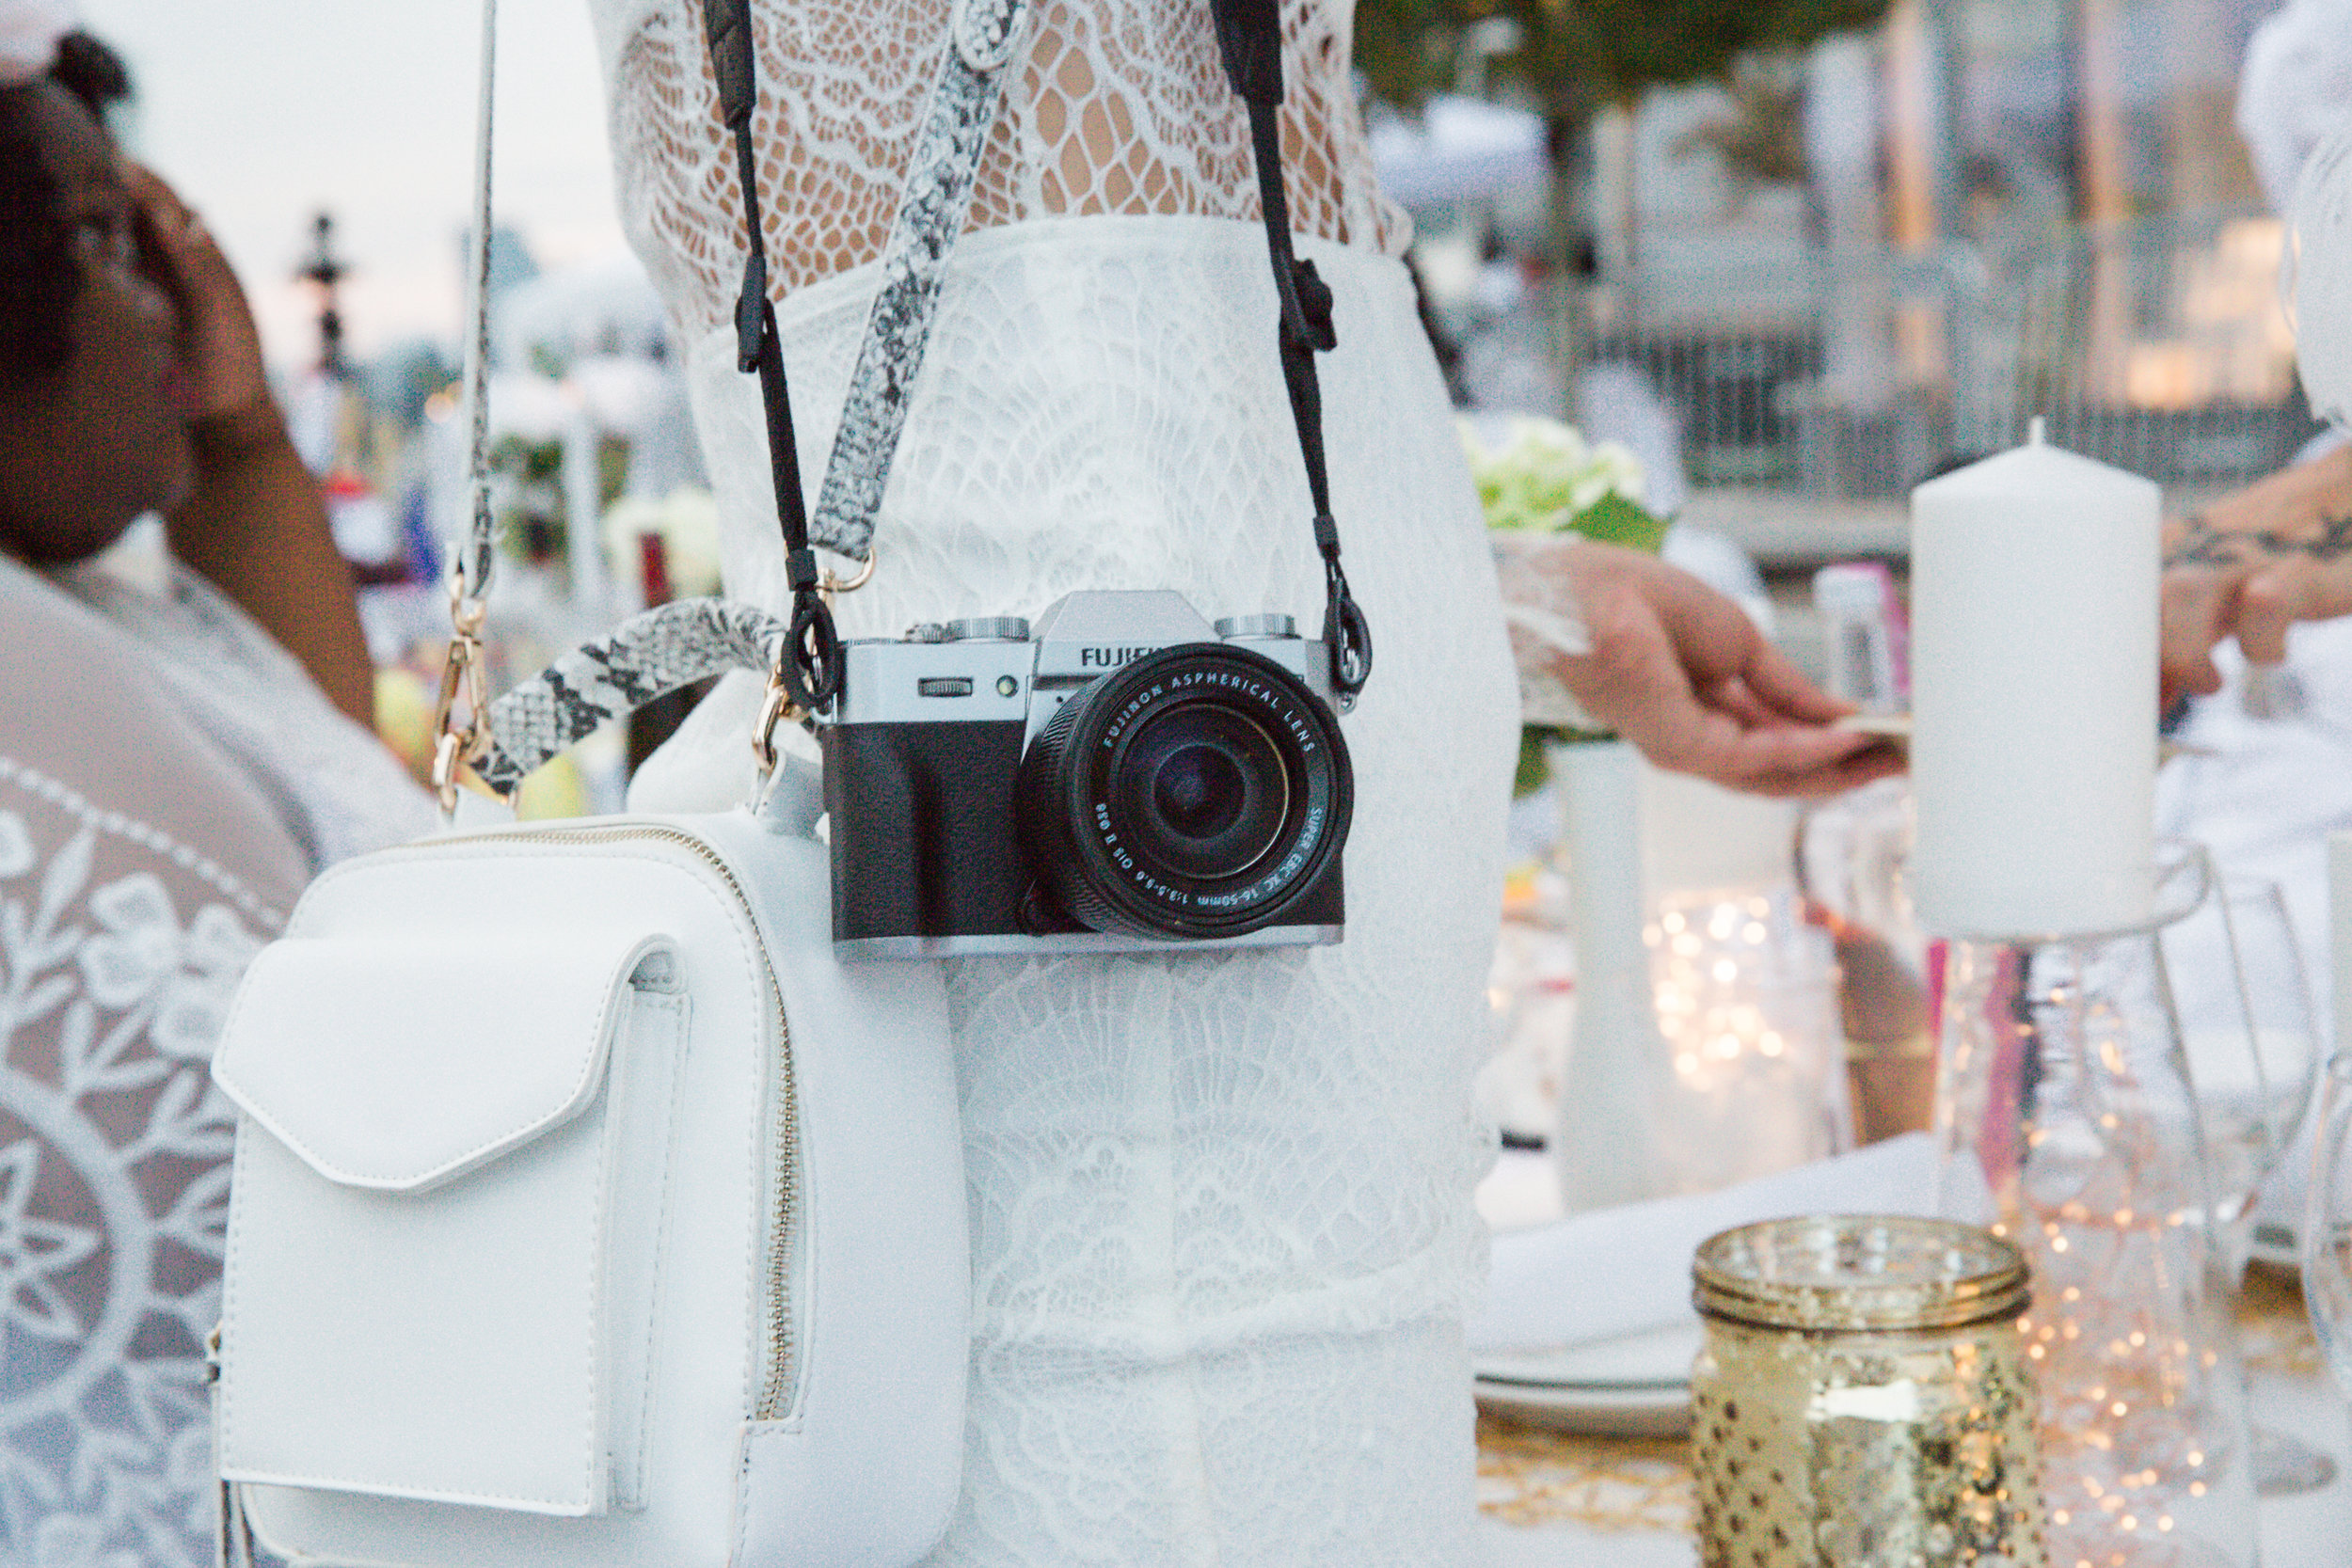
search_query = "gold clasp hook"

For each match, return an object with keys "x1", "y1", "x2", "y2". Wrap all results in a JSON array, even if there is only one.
[
  {"x1": 752, "y1": 546, "x2": 873, "y2": 774},
  {"x1": 430, "y1": 577, "x2": 501, "y2": 813},
  {"x1": 752, "y1": 671, "x2": 801, "y2": 778},
  {"x1": 818, "y1": 547, "x2": 876, "y2": 605}
]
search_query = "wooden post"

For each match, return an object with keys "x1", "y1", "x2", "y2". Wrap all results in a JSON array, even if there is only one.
[
  {"x1": 1883, "y1": 0, "x2": 1948, "y2": 385},
  {"x1": 2078, "y1": 0, "x2": 2132, "y2": 404}
]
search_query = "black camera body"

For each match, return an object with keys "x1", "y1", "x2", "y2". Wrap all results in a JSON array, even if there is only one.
[{"x1": 818, "y1": 591, "x2": 1351, "y2": 958}]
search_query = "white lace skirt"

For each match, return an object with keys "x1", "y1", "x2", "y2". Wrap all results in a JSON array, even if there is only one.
[{"x1": 645, "y1": 214, "x2": 1517, "y2": 1563}]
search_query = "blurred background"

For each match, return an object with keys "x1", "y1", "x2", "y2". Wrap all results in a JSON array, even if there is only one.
[{"x1": 1364, "y1": 0, "x2": 2314, "y2": 527}]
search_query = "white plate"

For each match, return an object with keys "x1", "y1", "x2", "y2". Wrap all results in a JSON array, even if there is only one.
[
  {"x1": 1472, "y1": 1322, "x2": 1700, "y2": 1437},
  {"x1": 1473, "y1": 1322, "x2": 1702, "y2": 1388}
]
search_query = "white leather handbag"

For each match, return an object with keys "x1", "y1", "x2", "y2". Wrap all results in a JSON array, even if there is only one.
[
  {"x1": 209, "y1": 786, "x2": 969, "y2": 1567},
  {"x1": 204, "y1": 0, "x2": 1030, "y2": 1558}
]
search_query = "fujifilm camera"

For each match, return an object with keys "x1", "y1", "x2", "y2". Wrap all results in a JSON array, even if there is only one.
[{"x1": 816, "y1": 591, "x2": 1352, "y2": 958}]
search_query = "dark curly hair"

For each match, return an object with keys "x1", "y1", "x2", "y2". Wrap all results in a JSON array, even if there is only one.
[{"x1": 0, "y1": 32, "x2": 134, "y2": 384}]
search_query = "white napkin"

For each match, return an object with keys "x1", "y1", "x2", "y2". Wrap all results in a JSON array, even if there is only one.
[{"x1": 1467, "y1": 1132, "x2": 1939, "y2": 1353}]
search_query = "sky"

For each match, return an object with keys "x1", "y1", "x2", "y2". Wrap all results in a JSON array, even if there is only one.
[{"x1": 78, "y1": 0, "x2": 626, "y2": 372}]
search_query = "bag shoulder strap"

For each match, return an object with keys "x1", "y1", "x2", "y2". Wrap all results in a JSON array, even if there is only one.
[
  {"x1": 807, "y1": 0, "x2": 1030, "y2": 561},
  {"x1": 469, "y1": 0, "x2": 1028, "y2": 792}
]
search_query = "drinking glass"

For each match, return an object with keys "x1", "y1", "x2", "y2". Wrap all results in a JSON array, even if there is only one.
[
  {"x1": 2162, "y1": 873, "x2": 2330, "y2": 1496},
  {"x1": 1933, "y1": 843, "x2": 2260, "y2": 1567},
  {"x1": 2162, "y1": 878, "x2": 2324, "y2": 1273}
]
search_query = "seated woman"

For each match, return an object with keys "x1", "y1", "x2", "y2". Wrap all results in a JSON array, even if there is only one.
[{"x1": 0, "y1": 20, "x2": 424, "y2": 1561}]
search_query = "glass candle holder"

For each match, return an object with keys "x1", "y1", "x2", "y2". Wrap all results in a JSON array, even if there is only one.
[
  {"x1": 1692, "y1": 1214, "x2": 2047, "y2": 1568},
  {"x1": 1933, "y1": 844, "x2": 2259, "y2": 1568}
]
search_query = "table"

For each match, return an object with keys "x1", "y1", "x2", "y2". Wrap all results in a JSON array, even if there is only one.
[{"x1": 1472, "y1": 1264, "x2": 2350, "y2": 1566}]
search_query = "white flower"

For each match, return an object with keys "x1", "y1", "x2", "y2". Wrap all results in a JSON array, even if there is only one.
[
  {"x1": 0, "y1": 811, "x2": 32, "y2": 879},
  {"x1": 74, "y1": 875, "x2": 181, "y2": 1008},
  {"x1": 1459, "y1": 416, "x2": 1646, "y2": 531},
  {"x1": 72, "y1": 878, "x2": 261, "y2": 1059},
  {"x1": 151, "y1": 906, "x2": 261, "y2": 1061}
]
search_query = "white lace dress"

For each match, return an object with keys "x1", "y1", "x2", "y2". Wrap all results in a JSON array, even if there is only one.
[{"x1": 586, "y1": 2, "x2": 1518, "y2": 1560}]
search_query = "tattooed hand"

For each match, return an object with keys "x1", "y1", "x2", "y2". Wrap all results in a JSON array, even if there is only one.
[{"x1": 2161, "y1": 442, "x2": 2352, "y2": 706}]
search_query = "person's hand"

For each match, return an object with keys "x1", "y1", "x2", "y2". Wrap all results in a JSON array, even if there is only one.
[
  {"x1": 123, "y1": 162, "x2": 270, "y2": 424},
  {"x1": 2161, "y1": 442, "x2": 2352, "y2": 707},
  {"x1": 1496, "y1": 535, "x2": 1900, "y2": 797},
  {"x1": 125, "y1": 165, "x2": 373, "y2": 724}
]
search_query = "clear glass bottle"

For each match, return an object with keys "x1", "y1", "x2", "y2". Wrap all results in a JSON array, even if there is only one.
[
  {"x1": 1692, "y1": 1214, "x2": 2047, "y2": 1567},
  {"x1": 1804, "y1": 562, "x2": 1935, "y2": 1143},
  {"x1": 1813, "y1": 560, "x2": 1907, "y2": 716},
  {"x1": 1932, "y1": 846, "x2": 2258, "y2": 1568}
]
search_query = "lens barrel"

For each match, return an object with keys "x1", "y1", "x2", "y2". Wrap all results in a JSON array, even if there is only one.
[{"x1": 1016, "y1": 642, "x2": 1351, "y2": 941}]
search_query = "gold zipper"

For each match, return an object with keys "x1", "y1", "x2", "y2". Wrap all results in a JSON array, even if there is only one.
[{"x1": 406, "y1": 821, "x2": 803, "y2": 1420}]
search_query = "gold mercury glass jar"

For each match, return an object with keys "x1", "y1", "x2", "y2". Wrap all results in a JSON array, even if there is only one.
[{"x1": 1692, "y1": 1215, "x2": 2047, "y2": 1568}]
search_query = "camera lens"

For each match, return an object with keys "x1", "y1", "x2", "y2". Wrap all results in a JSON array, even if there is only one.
[
  {"x1": 1154, "y1": 746, "x2": 1244, "y2": 839},
  {"x1": 1127, "y1": 707, "x2": 1287, "y2": 879},
  {"x1": 1017, "y1": 642, "x2": 1350, "y2": 941}
]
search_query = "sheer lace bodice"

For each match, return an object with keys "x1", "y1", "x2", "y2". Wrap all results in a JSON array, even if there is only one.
[
  {"x1": 0, "y1": 548, "x2": 424, "y2": 1564},
  {"x1": 589, "y1": 0, "x2": 1407, "y2": 327}
]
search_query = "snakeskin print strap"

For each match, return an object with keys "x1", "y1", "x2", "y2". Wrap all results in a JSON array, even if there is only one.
[
  {"x1": 806, "y1": 0, "x2": 1033, "y2": 560},
  {"x1": 475, "y1": 599, "x2": 788, "y2": 794},
  {"x1": 469, "y1": 0, "x2": 1047, "y2": 795}
]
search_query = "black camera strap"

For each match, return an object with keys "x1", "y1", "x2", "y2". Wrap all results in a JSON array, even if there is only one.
[
  {"x1": 466, "y1": 0, "x2": 1374, "y2": 790},
  {"x1": 713, "y1": 0, "x2": 1372, "y2": 707},
  {"x1": 1208, "y1": 0, "x2": 1372, "y2": 704},
  {"x1": 701, "y1": 0, "x2": 834, "y2": 709}
]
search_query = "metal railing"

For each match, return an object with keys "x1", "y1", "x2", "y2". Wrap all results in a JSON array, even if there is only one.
[{"x1": 1572, "y1": 214, "x2": 2321, "y2": 498}]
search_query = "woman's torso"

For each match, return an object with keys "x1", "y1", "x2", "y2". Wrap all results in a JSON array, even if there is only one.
[
  {"x1": 592, "y1": 4, "x2": 1517, "y2": 1560},
  {"x1": 0, "y1": 558, "x2": 307, "y2": 1568}
]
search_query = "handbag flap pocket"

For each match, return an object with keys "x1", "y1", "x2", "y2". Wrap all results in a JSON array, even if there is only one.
[
  {"x1": 214, "y1": 925, "x2": 669, "y2": 1192},
  {"x1": 213, "y1": 854, "x2": 707, "y2": 1518}
]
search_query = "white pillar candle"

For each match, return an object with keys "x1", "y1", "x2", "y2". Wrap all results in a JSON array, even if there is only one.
[{"x1": 1910, "y1": 422, "x2": 2158, "y2": 938}]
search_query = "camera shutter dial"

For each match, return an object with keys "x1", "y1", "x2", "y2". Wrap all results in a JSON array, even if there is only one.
[
  {"x1": 946, "y1": 617, "x2": 1031, "y2": 641},
  {"x1": 1213, "y1": 613, "x2": 1296, "y2": 640}
]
